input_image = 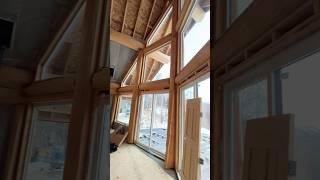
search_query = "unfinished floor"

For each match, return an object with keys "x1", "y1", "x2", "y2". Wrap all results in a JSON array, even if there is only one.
[{"x1": 110, "y1": 144, "x2": 177, "y2": 180}]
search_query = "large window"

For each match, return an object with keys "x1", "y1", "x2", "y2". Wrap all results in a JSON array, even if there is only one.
[
  {"x1": 277, "y1": 52, "x2": 320, "y2": 180},
  {"x1": 115, "y1": 95, "x2": 132, "y2": 125},
  {"x1": 143, "y1": 44, "x2": 171, "y2": 82},
  {"x1": 179, "y1": 74, "x2": 210, "y2": 180},
  {"x1": 136, "y1": 92, "x2": 169, "y2": 157},
  {"x1": 225, "y1": 78, "x2": 269, "y2": 179},
  {"x1": 24, "y1": 103, "x2": 72, "y2": 180},
  {"x1": 181, "y1": 0, "x2": 210, "y2": 69},
  {"x1": 224, "y1": 33, "x2": 320, "y2": 180}
]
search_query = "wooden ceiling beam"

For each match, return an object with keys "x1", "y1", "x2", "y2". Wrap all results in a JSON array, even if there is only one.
[
  {"x1": 143, "y1": 0, "x2": 157, "y2": 39},
  {"x1": 139, "y1": 78, "x2": 170, "y2": 91},
  {"x1": 121, "y1": 0, "x2": 129, "y2": 32},
  {"x1": 110, "y1": 29, "x2": 145, "y2": 50}
]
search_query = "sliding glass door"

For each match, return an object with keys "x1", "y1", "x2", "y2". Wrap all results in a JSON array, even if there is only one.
[{"x1": 136, "y1": 92, "x2": 169, "y2": 158}]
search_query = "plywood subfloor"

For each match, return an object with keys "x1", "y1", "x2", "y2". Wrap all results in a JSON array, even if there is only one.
[{"x1": 110, "y1": 143, "x2": 177, "y2": 180}]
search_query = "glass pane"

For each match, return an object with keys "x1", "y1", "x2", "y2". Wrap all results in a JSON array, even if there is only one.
[
  {"x1": 137, "y1": 94, "x2": 153, "y2": 147},
  {"x1": 230, "y1": 0, "x2": 254, "y2": 23},
  {"x1": 182, "y1": 0, "x2": 210, "y2": 68},
  {"x1": 144, "y1": 44, "x2": 171, "y2": 82},
  {"x1": 25, "y1": 103, "x2": 71, "y2": 180},
  {"x1": 197, "y1": 78, "x2": 210, "y2": 180},
  {"x1": 150, "y1": 93, "x2": 169, "y2": 154},
  {"x1": 238, "y1": 79, "x2": 268, "y2": 156},
  {"x1": 229, "y1": 79, "x2": 268, "y2": 180},
  {"x1": 279, "y1": 51, "x2": 320, "y2": 180},
  {"x1": 116, "y1": 95, "x2": 132, "y2": 125}
]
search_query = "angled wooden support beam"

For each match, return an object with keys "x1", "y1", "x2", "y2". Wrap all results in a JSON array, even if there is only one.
[
  {"x1": 144, "y1": 33, "x2": 172, "y2": 54},
  {"x1": 176, "y1": 0, "x2": 194, "y2": 32},
  {"x1": 148, "y1": 51, "x2": 171, "y2": 64},
  {"x1": 110, "y1": 29, "x2": 145, "y2": 50},
  {"x1": 146, "y1": 3, "x2": 173, "y2": 43}
]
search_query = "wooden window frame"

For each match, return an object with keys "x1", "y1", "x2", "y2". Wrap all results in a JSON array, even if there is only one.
[
  {"x1": 177, "y1": 0, "x2": 210, "y2": 73},
  {"x1": 146, "y1": 4, "x2": 173, "y2": 46},
  {"x1": 221, "y1": 30, "x2": 320, "y2": 180},
  {"x1": 114, "y1": 94, "x2": 133, "y2": 126},
  {"x1": 176, "y1": 72, "x2": 210, "y2": 178},
  {"x1": 121, "y1": 55, "x2": 138, "y2": 87},
  {"x1": 141, "y1": 39, "x2": 172, "y2": 84},
  {"x1": 134, "y1": 90, "x2": 170, "y2": 159},
  {"x1": 20, "y1": 102, "x2": 72, "y2": 180}
]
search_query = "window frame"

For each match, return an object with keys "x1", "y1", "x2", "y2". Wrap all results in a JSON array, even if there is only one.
[
  {"x1": 135, "y1": 90, "x2": 170, "y2": 160},
  {"x1": 177, "y1": 72, "x2": 210, "y2": 178},
  {"x1": 222, "y1": 30, "x2": 320, "y2": 180},
  {"x1": 114, "y1": 94, "x2": 133, "y2": 126},
  {"x1": 178, "y1": 0, "x2": 210, "y2": 71},
  {"x1": 141, "y1": 41, "x2": 172, "y2": 83},
  {"x1": 22, "y1": 102, "x2": 72, "y2": 180}
]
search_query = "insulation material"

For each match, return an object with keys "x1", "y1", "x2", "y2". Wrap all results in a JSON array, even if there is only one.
[
  {"x1": 123, "y1": 0, "x2": 141, "y2": 36},
  {"x1": 111, "y1": 0, "x2": 127, "y2": 31},
  {"x1": 133, "y1": 0, "x2": 154, "y2": 41}
]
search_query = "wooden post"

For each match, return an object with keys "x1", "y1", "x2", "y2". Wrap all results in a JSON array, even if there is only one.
[
  {"x1": 127, "y1": 51, "x2": 143, "y2": 143},
  {"x1": 164, "y1": 0, "x2": 178, "y2": 169},
  {"x1": 62, "y1": 0, "x2": 110, "y2": 179}
]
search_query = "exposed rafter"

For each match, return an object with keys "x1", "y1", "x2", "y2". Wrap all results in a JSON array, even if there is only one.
[
  {"x1": 121, "y1": 0, "x2": 129, "y2": 32},
  {"x1": 133, "y1": 0, "x2": 143, "y2": 38},
  {"x1": 143, "y1": 0, "x2": 157, "y2": 39}
]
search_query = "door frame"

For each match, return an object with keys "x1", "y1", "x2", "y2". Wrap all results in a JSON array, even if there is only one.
[
  {"x1": 222, "y1": 28, "x2": 320, "y2": 180},
  {"x1": 177, "y1": 72, "x2": 210, "y2": 178}
]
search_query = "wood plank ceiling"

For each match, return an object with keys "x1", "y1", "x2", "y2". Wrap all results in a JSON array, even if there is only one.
[{"x1": 110, "y1": 0, "x2": 170, "y2": 43}]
